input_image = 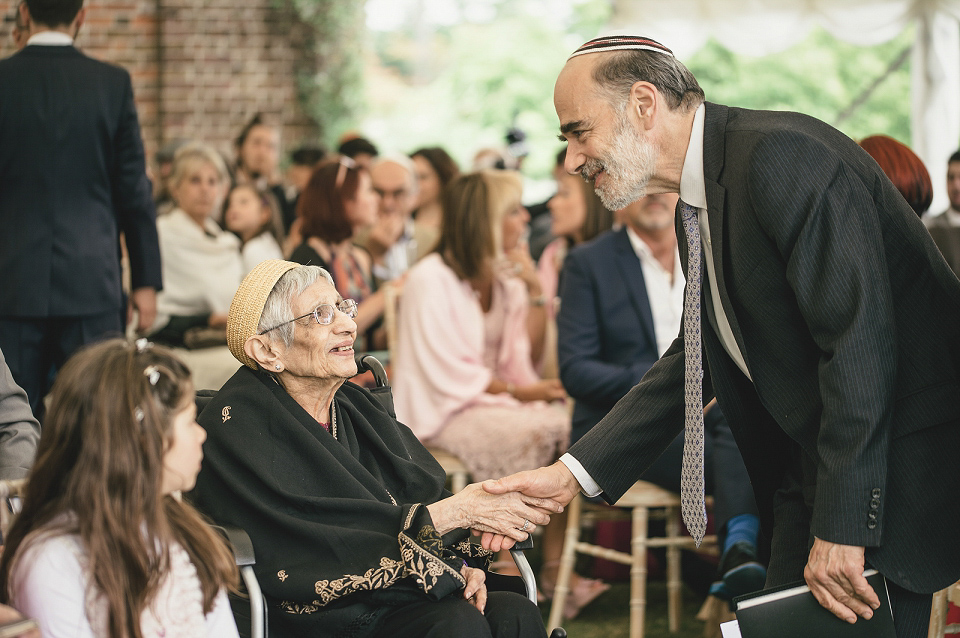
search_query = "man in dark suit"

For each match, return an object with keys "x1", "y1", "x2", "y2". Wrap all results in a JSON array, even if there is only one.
[
  {"x1": 558, "y1": 193, "x2": 763, "y2": 596},
  {"x1": 485, "y1": 35, "x2": 960, "y2": 637},
  {"x1": 923, "y1": 150, "x2": 960, "y2": 276},
  {"x1": 0, "y1": 0, "x2": 161, "y2": 417}
]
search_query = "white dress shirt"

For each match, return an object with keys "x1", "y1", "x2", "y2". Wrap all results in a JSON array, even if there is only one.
[
  {"x1": 26, "y1": 32, "x2": 74, "y2": 46},
  {"x1": 561, "y1": 102, "x2": 751, "y2": 497},
  {"x1": 625, "y1": 227, "x2": 685, "y2": 358}
]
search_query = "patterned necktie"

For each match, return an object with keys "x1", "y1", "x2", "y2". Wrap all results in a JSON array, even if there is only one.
[{"x1": 679, "y1": 200, "x2": 707, "y2": 547}]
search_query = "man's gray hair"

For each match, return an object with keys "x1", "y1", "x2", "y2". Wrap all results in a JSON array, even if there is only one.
[
  {"x1": 592, "y1": 50, "x2": 704, "y2": 113},
  {"x1": 257, "y1": 265, "x2": 335, "y2": 347}
]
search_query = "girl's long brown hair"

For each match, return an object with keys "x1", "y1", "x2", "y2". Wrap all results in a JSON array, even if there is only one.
[{"x1": 0, "y1": 339, "x2": 237, "y2": 638}]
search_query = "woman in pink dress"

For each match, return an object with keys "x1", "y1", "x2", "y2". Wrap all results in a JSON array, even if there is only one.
[{"x1": 394, "y1": 169, "x2": 608, "y2": 618}]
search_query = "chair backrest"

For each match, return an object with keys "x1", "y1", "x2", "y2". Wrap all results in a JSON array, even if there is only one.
[{"x1": 0, "y1": 478, "x2": 26, "y2": 539}]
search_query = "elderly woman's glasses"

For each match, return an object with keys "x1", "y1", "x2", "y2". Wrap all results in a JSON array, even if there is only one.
[{"x1": 258, "y1": 299, "x2": 358, "y2": 334}]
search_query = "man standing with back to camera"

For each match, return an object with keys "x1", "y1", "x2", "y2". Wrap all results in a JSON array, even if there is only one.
[
  {"x1": 484, "y1": 36, "x2": 960, "y2": 637},
  {"x1": 0, "y1": 0, "x2": 161, "y2": 418}
]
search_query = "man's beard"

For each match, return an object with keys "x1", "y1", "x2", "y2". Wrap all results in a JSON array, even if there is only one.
[{"x1": 582, "y1": 111, "x2": 658, "y2": 211}]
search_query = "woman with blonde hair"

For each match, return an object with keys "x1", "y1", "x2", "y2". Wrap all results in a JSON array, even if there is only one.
[
  {"x1": 151, "y1": 142, "x2": 243, "y2": 348},
  {"x1": 0, "y1": 338, "x2": 239, "y2": 637}
]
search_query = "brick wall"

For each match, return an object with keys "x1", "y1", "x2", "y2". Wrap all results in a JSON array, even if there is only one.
[{"x1": 0, "y1": 0, "x2": 320, "y2": 176}]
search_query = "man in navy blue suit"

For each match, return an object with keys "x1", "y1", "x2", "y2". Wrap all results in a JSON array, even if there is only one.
[
  {"x1": 0, "y1": 0, "x2": 161, "y2": 417},
  {"x1": 558, "y1": 193, "x2": 763, "y2": 597}
]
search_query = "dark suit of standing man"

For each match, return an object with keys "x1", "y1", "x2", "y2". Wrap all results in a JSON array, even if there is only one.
[
  {"x1": 485, "y1": 36, "x2": 960, "y2": 637},
  {"x1": 0, "y1": 0, "x2": 162, "y2": 417}
]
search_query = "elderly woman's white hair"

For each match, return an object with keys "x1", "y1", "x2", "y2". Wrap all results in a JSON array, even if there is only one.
[{"x1": 226, "y1": 260, "x2": 335, "y2": 369}]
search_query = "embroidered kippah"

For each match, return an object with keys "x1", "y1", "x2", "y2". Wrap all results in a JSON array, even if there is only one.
[{"x1": 570, "y1": 36, "x2": 674, "y2": 58}]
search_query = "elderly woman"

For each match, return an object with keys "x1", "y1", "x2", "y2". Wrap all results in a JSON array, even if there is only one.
[
  {"x1": 190, "y1": 259, "x2": 552, "y2": 638},
  {"x1": 150, "y1": 142, "x2": 243, "y2": 348}
]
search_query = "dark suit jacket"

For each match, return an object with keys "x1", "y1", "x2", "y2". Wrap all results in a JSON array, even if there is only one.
[
  {"x1": 0, "y1": 44, "x2": 161, "y2": 317},
  {"x1": 568, "y1": 102, "x2": 960, "y2": 593},
  {"x1": 557, "y1": 227, "x2": 661, "y2": 443}
]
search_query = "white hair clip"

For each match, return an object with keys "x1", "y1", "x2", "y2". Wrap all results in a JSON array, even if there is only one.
[
  {"x1": 144, "y1": 365, "x2": 160, "y2": 386},
  {"x1": 135, "y1": 407, "x2": 145, "y2": 422},
  {"x1": 135, "y1": 338, "x2": 153, "y2": 353}
]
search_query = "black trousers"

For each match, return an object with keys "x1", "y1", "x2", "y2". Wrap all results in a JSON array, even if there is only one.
[
  {"x1": 0, "y1": 313, "x2": 122, "y2": 418},
  {"x1": 370, "y1": 591, "x2": 545, "y2": 638},
  {"x1": 639, "y1": 405, "x2": 758, "y2": 536},
  {"x1": 766, "y1": 451, "x2": 933, "y2": 638}
]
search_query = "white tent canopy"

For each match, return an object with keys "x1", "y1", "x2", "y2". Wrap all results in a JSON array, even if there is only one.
[{"x1": 612, "y1": 0, "x2": 960, "y2": 213}]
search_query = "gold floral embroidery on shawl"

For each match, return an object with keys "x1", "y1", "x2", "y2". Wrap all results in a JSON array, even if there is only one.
[
  {"x1": 279, "y1": 600, "x2": 321, "y2": 615},
  {"x1": 306, "y1": 504, "x2": 466, "y2": 608},
  {"x1": 313, "y1": 556, "x2": 405, "y2": 605}
]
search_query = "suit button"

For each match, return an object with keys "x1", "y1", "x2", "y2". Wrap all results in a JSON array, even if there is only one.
[
  {"x1": 868, "y1": 511, "x2": 877, "y2": 520},
  {"x1": 870, "y1": 499, "x2": 880, "y2": 509},
  {"x1": 868, "y1": 520, "x2": 877, "y2": 529},
  {"x1": 872, "y1": 488, "x2": 881, "y2": 498}
]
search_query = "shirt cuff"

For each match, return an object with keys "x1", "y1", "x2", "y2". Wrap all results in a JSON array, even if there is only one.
[{"x1": 559, "y1": 453, "x2": 602, "y2": 498}]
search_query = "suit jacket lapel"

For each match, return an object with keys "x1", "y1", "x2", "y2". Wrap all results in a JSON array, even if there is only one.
[
  {"x1": 701, "y1": 103, "x2": 751, "y2": 371},
  {"x1": 612, "y1": 228, "x2": 657, "y2": 347}
]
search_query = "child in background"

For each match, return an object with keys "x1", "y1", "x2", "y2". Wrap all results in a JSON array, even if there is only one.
[{"x1": 224, "y1": 184, "x2": 284, "y2": 274}]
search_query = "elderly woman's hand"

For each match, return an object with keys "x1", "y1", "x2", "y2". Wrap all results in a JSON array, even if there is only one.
[
  {"x1": 425, "y1": 483, "x2": 563, "y2": 540},
  {"x1": 461, "y1": 565, "x2": 487, "y2": 613}
]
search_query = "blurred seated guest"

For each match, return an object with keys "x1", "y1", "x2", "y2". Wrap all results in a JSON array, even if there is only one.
[
  {"x1": 191, "y1": 260, "x2": 550, "y2": 638},
  {"x1": 923, "y1": 149, "x2": 960, "y2": 276},
  {"x1": 150, "y1": 143, "x2": 243, "y2": 349},
  {"x1": 283, "y1": 144, "x2": 326, "y2": 232},
  {"x1": 0, "y1": 338, "x2": 239, "y2": 637},
  {"x1": 153, "y1": 139, "x2": 189, "y2": 217},
  {"x1": 859, "y1": 135, "x2": 933, "y2": 217},
  {"x1": 234, "y1": 113, "x2": 292, "y2": 230},
  {"x1": 536, "y1": 147, "x2": 614, "y2": 376},
  {"x1": 394, "y1": 172, "x2": 608, "y2": 618},
  {"x1": 394, "y1": 170, "x2": 567, "y2": 475},
  {"x1": 558, "y1": 193, "x2": 765, "y2": 598},
  {"x1": 224, "y1": 184, "x2": 284, "y2": 275},
  {"x1": 360, "y1": 155, "x2": 420, "y2": 283},
  {"x1": 338, "y1": 135, "x2": 379, "y2": 171},
  {"x1": 411, "y1": 147, "x2": 460, "y2": 260},
  {"x1": 0, "y1": 347, "x2": 39, "y2": 479},
  {"x1": 926, "y1": 149, "x2": 960, "y2": 228},
  {"x1": 289, "y1": 158, "x2": 386, "y2": 352}
]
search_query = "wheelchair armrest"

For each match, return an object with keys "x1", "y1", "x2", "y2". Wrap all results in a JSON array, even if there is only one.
[{"x1": 213, "y1": 524, "x2": 257, "y2": 567}]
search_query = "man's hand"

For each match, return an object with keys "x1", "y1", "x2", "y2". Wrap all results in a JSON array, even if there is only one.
[
  {"x1": 479, "y1": 461, "x2": 581, "y2": 551},
  {"x1": 129, "y1": 286, "x2": 157, "y2": 334},
  {"x1": 804, "y1": 537, "x2": 880, "y2": 623}
]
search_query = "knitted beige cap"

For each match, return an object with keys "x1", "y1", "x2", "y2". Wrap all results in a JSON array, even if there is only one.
[{"x1": 227, "y1": 259, "x2": 301, "y2": 369}]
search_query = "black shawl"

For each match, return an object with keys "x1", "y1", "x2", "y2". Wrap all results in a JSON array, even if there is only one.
[{"x1": 191, "y1": 367, "x2": 490, "y2": 637}]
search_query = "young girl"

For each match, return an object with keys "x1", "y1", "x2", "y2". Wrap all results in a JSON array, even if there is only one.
[
  {"x1": 223, "y1": 184, "x2": 284, "y2": 275},
  {"x1": 0, "y1": 339, "x2": 239, "y2": 638}
]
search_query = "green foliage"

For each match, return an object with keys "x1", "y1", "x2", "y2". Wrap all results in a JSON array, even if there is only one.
[
  {"x1": 280, "y1": 0, "x2": 367, "y2": 146},
  {"x1": 364, "y1": 5, "x2": 584, "y2": 180},
  {"x1": 349, "y1": 2, "x2": 917, "y2": 181},
  {"x1": 687, "y1": 27, "x2": 914, "y2": 145}
]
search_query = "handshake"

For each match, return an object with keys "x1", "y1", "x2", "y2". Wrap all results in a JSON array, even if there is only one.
[{"x1": 426, "y1": 461, "x2": 583, "y2": 551}]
